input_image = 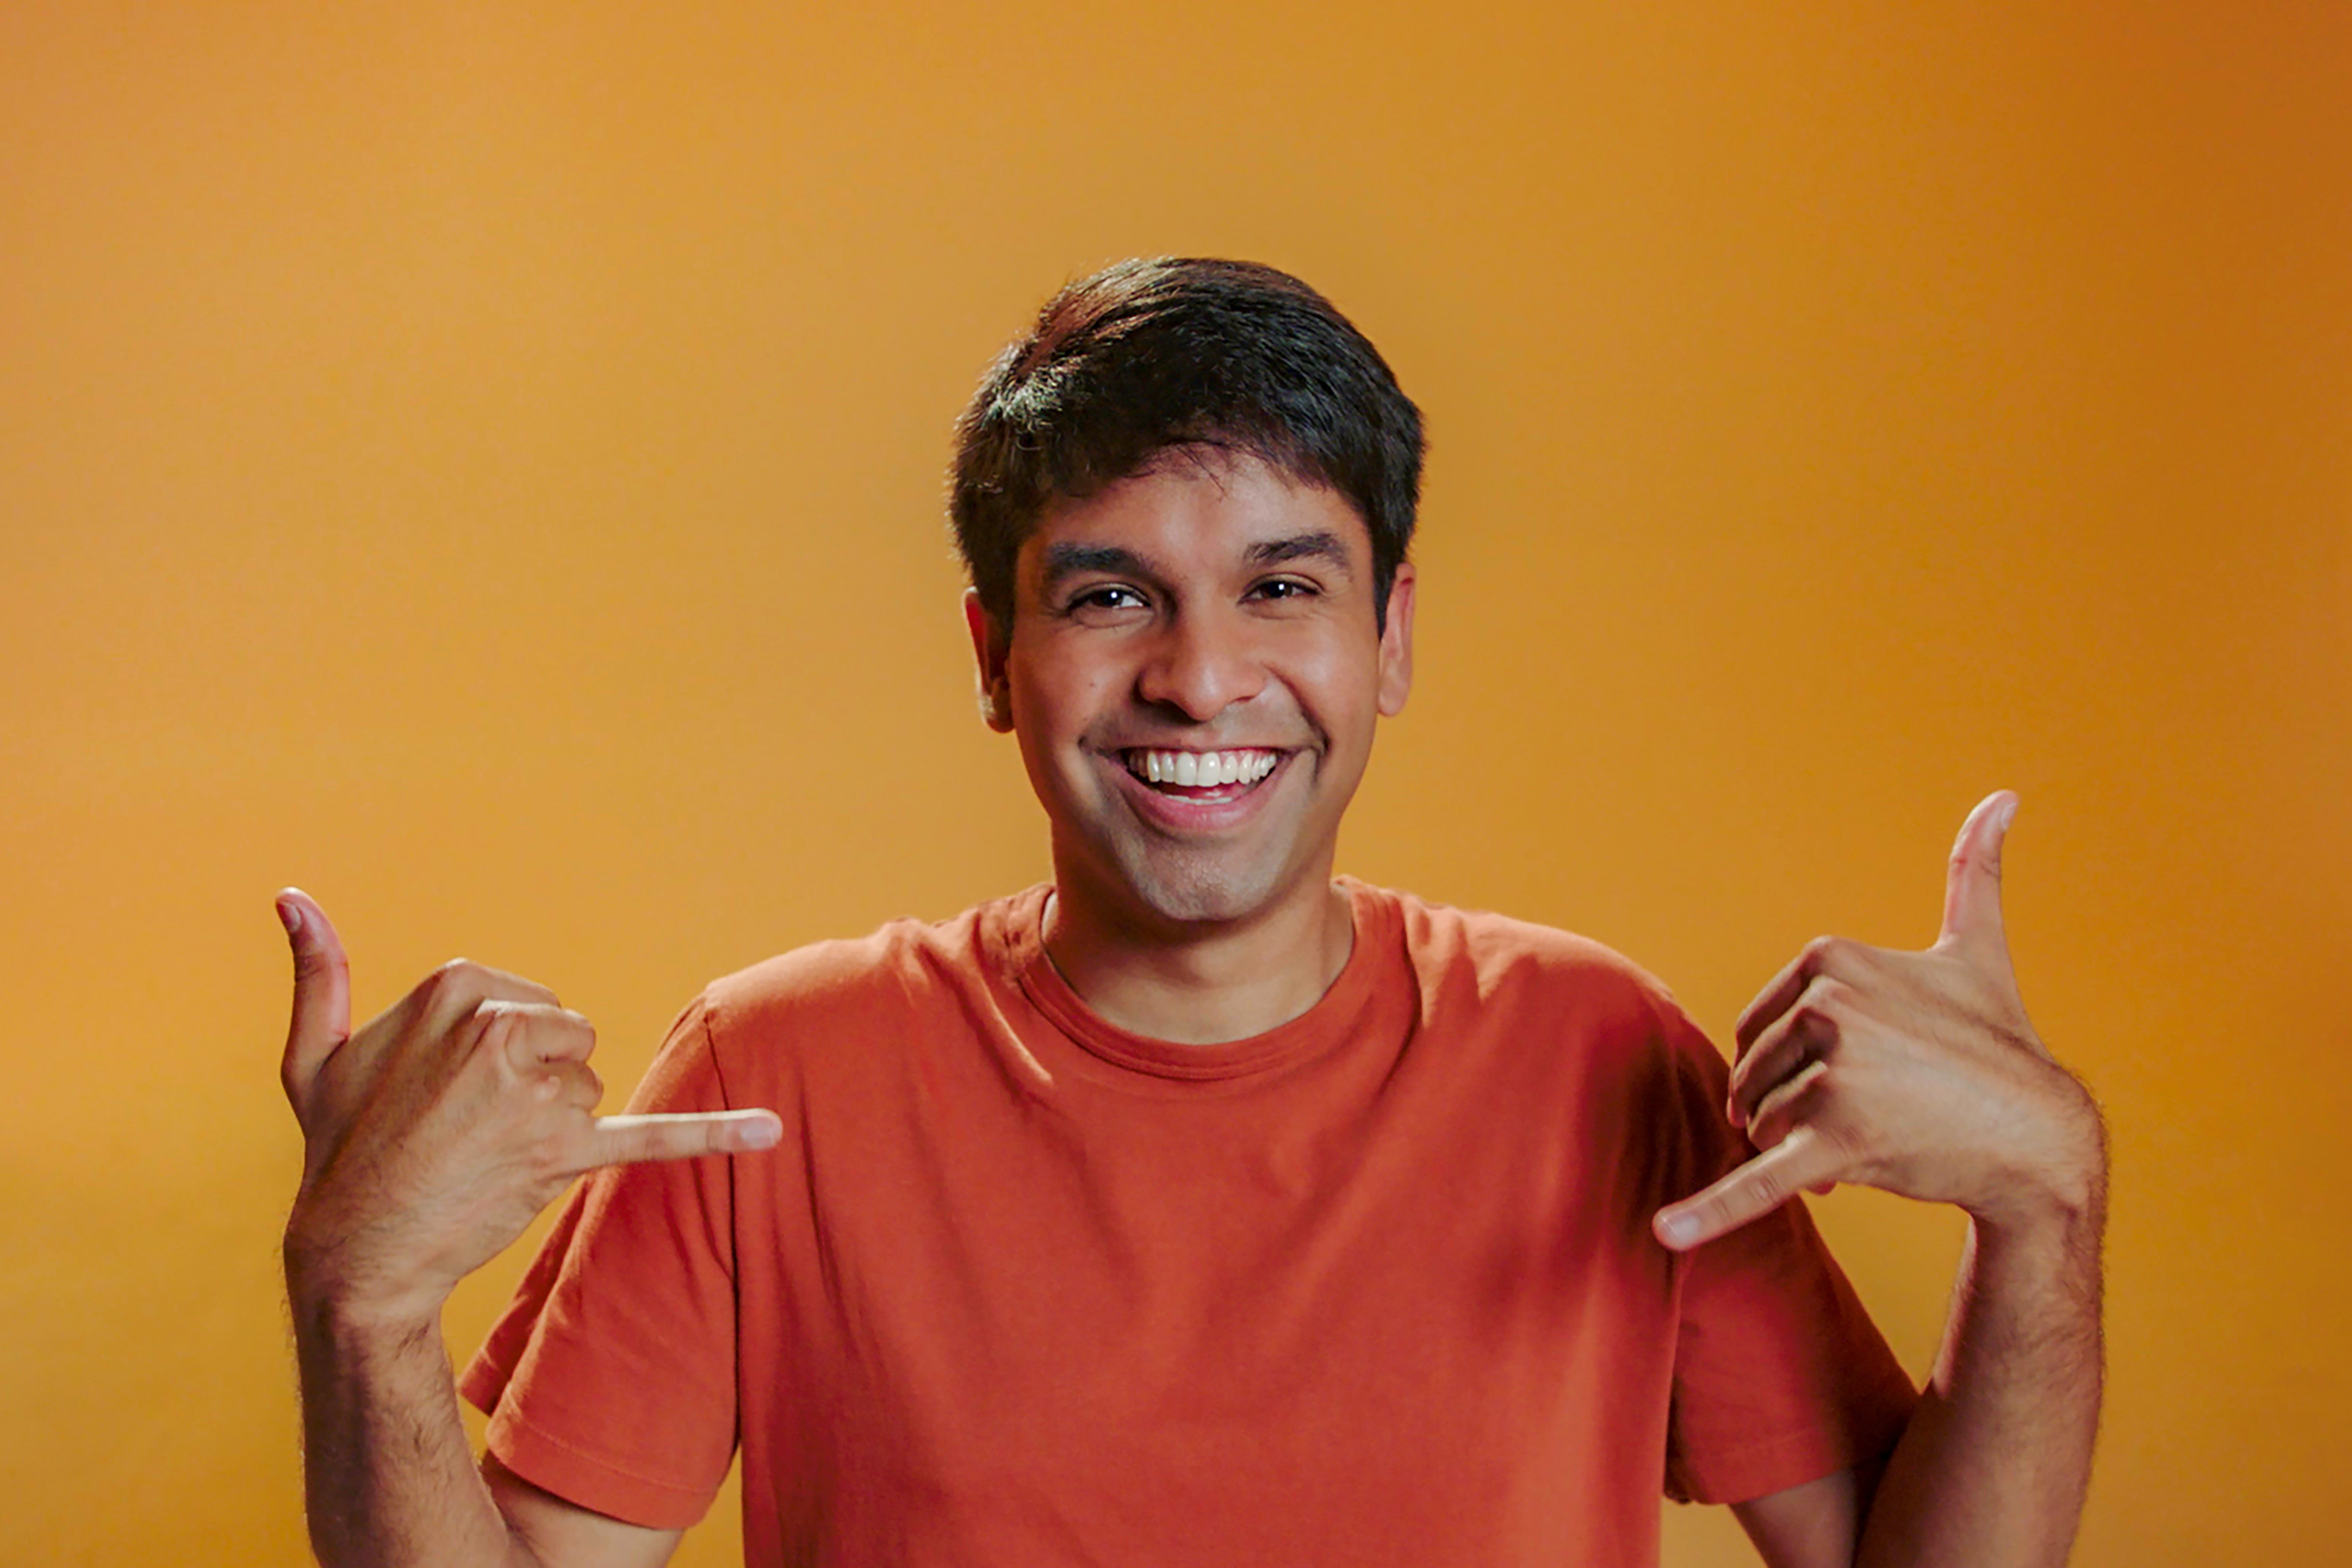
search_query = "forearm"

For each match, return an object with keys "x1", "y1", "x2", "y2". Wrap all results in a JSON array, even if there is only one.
[
  {"x1": 1854, "y1": 1165, "x2": 2107, "y2": 1568},
  {"x1": 287, "y1": 1252, "x2": 535, "y2": 1568}
]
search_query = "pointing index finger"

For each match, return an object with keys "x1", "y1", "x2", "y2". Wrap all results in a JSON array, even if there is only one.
[
  {"x1": 1653, "y1": 1127, "x2": 1844, "y2": 1251},
  {"x1": 584, "y1": 1109, "x2": 783, "y2": 1169}
]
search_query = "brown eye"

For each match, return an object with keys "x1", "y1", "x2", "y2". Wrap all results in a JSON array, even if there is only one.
[
  {"x1": 1070, "y1": 585, "x2": 1146, "y2": 614},
  {"x1": 1251, "y1": 578, "x2": 1317, "y2": 601}
]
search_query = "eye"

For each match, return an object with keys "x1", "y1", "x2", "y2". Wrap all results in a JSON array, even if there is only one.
[
  {"x1": 1066, "y1": 584, "x2": 1148, "y2": 615},
  {"x1": 1249, "y1": 577, "x2": 1319, "y2": 602}
]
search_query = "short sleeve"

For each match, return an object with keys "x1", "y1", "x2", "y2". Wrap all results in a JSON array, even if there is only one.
[
  {"x1": 458, "y1": 996, "x2": 741, "y2": 1529},
  {"x1": 1654, "y1": 1007, "x2": 1919, "y2": 1505}
]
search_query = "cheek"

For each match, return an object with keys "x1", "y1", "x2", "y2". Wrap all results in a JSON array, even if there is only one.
[
  {"x1": 1278, "y1": 640, "x2": 1383, "y2": 736},
  {"x1": 1007, "y1": 653, "x2": 1129, "y2": 777},
  {"x1": 1016, "y1": 666, "x2": 1122, "y2": 742}
]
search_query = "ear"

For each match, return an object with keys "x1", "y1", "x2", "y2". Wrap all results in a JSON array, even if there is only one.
[
  {"x1": 963, "y1": 588, "x2": 1015, "y2": 733},
  {"x1": 1376, "y1": 564, "x2": 1416, "y2": 718}
]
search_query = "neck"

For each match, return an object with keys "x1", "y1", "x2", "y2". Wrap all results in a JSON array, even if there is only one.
[{"x1": 1041, "y1": 872, "x2": 1356, "y2": 1046}]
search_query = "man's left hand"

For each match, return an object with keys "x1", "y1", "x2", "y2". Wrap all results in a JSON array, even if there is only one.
[{"x1": 1654, "y1": 790, "x2": 2103, "y2": 1251}]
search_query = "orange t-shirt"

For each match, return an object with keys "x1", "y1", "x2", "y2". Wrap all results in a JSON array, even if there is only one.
[{"x1": 463, "y1": 881, "x2": 1915, "y2": 1565}]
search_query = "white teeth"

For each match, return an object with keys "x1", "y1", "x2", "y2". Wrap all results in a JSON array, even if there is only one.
[{"x1": 1131, "y1": 749, "x2": 1280, "y2": 789}]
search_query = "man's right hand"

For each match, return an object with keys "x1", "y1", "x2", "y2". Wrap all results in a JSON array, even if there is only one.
[{"x1": 275, "y1": 888, "x2": 781, "y2": 1327}]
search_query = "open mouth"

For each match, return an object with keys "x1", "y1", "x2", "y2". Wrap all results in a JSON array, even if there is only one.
[{"x1": 1119, "y1": 747, "x2": 1285, "y2": 803}]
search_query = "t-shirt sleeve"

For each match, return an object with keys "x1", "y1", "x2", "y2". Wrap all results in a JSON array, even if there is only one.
[
  {"x1": 458, "y1": 996, "x2": 741, "y2": 1529},
  {"x1": 1652, "y1": 1004, "x2": 1920, "y2": 1506}
]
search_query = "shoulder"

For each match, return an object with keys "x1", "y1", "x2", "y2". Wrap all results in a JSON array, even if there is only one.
[
  {"x1": 622, "y1": 894, "x2": 1033, "y2": 1122},
  {"x1": 700, "y1": 897, "x2": 1004, "y2": 1038},
  {"x1": 659, "y1": 895, "x2": 1034, "y2": 1101},
  {"x1": 1355, "y1": 882, "x2": 1734, "y2": 1198},
  {"x1": 1361, "y1": 880, "x2": 1690, "y2": 1037},
  {"x1": 1358, "y1": 880, "x2": 1732, "y2": 1113}
]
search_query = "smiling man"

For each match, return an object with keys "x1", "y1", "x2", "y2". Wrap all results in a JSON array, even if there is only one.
[
  {"x1": 974, "y1": 460, "x2": 1405, "y2": 1044},
  {"x1": 278, "y1": 259, "x2": 2107, "y2": 1568}
]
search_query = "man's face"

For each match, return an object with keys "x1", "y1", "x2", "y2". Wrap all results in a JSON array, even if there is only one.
[{"x1": 967, "y1": 449, "x2": 1415, "y2": 933}]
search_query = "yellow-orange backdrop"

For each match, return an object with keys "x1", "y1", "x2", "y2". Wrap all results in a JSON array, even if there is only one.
[{"x1": 3, "y1": 3, "x2": 2344, "y2": 1563}]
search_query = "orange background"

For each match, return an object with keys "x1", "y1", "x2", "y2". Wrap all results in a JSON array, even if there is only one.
[{"x1": 3, "y1": 3, "x2": 2345, "y2": 1563}]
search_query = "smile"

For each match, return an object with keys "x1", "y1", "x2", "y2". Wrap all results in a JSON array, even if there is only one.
[{"x1": 1124, "y1": 747, "x2": 1289, "y2": 799}]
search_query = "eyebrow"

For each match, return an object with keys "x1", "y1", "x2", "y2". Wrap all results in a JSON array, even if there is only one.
[
  {"x1": 1245, "y1": 530, "x2": 1353, "y2": 573},
  {"x1": 1040, "y1": 543, "x2": 1161, "y2": 589},
  {"x1": 1038, "y1": 531, "x2": 1355, "y2": 590}
]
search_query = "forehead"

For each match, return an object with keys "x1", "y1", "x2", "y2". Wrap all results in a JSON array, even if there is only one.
[{"x1": 1022, "y1": 449, "x2": 1371, "y2": 576}]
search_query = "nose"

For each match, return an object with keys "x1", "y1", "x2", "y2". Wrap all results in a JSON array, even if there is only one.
[{"x1": 1134, "y1": 604, "x2": 1267, "y2": 723}]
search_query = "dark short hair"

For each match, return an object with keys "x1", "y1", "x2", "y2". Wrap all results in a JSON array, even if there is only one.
[{"x1": 950, "y1": 257, "x2": 1425, "y2": 636}]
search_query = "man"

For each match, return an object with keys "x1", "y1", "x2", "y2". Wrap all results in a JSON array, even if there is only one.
[{"x1": 278, "y1": 258, "x2": 2106, "y2": 1567}]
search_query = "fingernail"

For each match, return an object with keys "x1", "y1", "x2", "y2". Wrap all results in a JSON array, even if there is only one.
[
  {"x1": 738, "y1": 1114, "x2": 781, "y2": 1150},
  {"x1": 1657, "y1": 1212, "x2": 1701, "y2": 1248},
  {"x1": 1998, "y1": 796, "x2": 2019, "y2": 831},
  {"x1": 276, "y1": 898, "x2": 302, "y2": 937}
]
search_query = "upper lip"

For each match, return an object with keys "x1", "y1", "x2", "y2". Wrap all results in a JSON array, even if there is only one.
[{"x1": 1101, "y1": 741, "x2": 1295, "y2": 755}]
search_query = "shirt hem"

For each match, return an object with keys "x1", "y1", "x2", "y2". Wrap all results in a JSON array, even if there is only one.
[
  {"x1": 1670, "y1": 1393, "x2": 1916, "y2": 1506},
  {"x1": 480, "y1": 1399, "x2": 720, "y2": 1532}
]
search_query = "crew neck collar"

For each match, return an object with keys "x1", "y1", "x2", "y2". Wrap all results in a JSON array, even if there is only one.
[{"x1": 994, "y1": 878, "x2": 1392, "y2": 1084}]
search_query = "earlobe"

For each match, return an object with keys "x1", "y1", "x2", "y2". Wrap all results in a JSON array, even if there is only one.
[
  {"x1": 963, "y1": 588, "x2": 1017, "y2": 733},
  {"x1": 979, "y1": 680, "x2": 1014, "y2": 731},
  {"x1": 1376, "y1": 564, "x2": 1417, "y2": 718}
]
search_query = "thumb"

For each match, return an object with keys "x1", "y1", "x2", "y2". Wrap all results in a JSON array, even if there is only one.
[
  {"x1": 276, "y1": 887, "x2": 351, "y2": 1109},
  {"x1": 1938, "y1": 790, "x2": 2017, "y2": 957}
]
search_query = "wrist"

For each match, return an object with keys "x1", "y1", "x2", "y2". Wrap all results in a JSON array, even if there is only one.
[
  {"x1": 1969, "y1": 1085, "x2": 2109, "y2": 1243},
  {"x1": 283, "y1": 1228, "x2": 451, "y2": 1345}
]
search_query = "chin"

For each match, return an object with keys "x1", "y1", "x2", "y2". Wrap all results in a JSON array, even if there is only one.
[{"x1": 1104, "y1": 843, "x2": 1297, "y2": 929}]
